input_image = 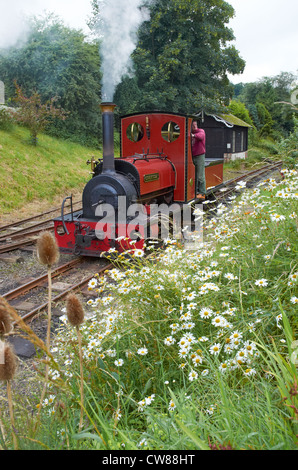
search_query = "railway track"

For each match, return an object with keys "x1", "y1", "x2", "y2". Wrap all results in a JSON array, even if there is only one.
[
  {"x1": 207, "y1": 159, "x2": 283, "y2": 201},
  {"x1": 2, "y1": 256, "x2": 112, "y2": 324},
  {"x1": 0, "y1": 200, "x2": 82, "y2": 255}
]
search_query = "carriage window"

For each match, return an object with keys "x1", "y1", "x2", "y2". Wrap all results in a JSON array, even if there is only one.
[
  {"x1": 126, "y1": 122, "x2": 144, "y2": 142},
  {"x1": 161, "y1": 121, "x2": 180, "y2": 142}
]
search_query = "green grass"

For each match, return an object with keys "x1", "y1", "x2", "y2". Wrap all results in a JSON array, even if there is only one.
[{"x1": 0, "y1": 126, "x2": 105, "y2": 214}]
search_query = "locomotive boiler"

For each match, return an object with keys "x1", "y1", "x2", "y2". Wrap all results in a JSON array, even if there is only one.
[{"x1": 54, "y1": 103, "x2": 223, "y2": 256}]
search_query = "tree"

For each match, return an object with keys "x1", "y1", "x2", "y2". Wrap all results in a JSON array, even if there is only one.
[
  {"x1": 228, "y1": 100, "x2": 254, "y2": 127},
  {"x1": 90, "y1": 0, "x2": 245, "y2": 115},
  {"x1": 0, "y1": 14, "x2": 102, "y2": 146},
  {"x1": 235, "y1": 72, "x2": 298, "y2": 137},
  {"x1": 12, "y1": 82, "x2": 67, "y2": 145}
]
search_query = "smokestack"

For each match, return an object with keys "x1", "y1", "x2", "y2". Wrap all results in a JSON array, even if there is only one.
[{"x1": 100, "y1": 102, "x2": 116, "y2": 174}]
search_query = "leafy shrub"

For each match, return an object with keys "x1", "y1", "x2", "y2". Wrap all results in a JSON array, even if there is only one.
[{"x1": 0, "y1": 106, "x2": 14, "y2": 131}]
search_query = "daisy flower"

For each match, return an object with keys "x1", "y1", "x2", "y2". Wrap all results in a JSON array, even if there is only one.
[
  {"x1": 270, "y1": 213, "x2": 285, "y2": 222},
  {"x1": 244, "y1": 368, "x2": 256, "y2": 377},
  {"x1": 255, "y1": 278, "x2": 268, "y2": 287},
  {"x1": 114, "y1": 359, "x2": 124, "y2": 367},
  {"x1": 290, "y1": 296, "x2": 298, "y2": 304},
  {"x1": 168, "y1": 399, "x2": 176, "y2": 412},
  {"x1": 164, "y1": 336, "x2": 175, "y2": 346},
  {"x1": 133, "y1": 248, "x2": 145, "y2": 257},
  {"x1": 192, "y1": 354, "x2": 203, "y2": 366},
  {"x1": 209, "y1": 343, "x2": 221, "y2": 355},
  {"x1": 188, "y1": 370, "x2": 198, "y2": 382},
  {"x1": 211, "y1": 315, "x2": 226, "y2": 328},
  {"x1": 137, "y1": 347, "x2": 148, "y2": 355},
  {"x1": 199, "y1": 307, "x2": 213, "y2": 319},
  {"x1": 224, "y1": 273, "x2": 238, "y2": 280},
  {"x1": 88, "y1": 278, "x2": 98, "y2": 289},
  {"x1": 219, "y1": 362, "x2": 228, "y2": 373}
]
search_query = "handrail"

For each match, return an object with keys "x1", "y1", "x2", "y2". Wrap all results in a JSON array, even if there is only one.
[{"x1": 61, "y1": 195, "x2": 73, "y2": 235}]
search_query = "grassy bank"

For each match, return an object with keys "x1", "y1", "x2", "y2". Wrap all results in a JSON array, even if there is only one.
[
  {"x1": 0, "y1": 166, "x2": 297, "y2": 450},
  {"x1": 0, "y1": 126, "x2": 103, "y2": 218}
]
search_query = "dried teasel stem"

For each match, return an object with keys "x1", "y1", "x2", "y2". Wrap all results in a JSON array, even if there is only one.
[
  {"x1": 0, "y1": 297, "x2": 13, "y2": 338},
  {"x1": 66, "y1": 293, "x2": 85, "y2": 430},
  {"x1": 35, "y1": 231, "x2": 59, "y2": 431},
  {"x1": 0, "y1": 343, "x2": 18, "y2": 450}
]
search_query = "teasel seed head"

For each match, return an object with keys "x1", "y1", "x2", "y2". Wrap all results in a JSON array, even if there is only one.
[
  {"x1": 37, "y1": 231, "x2": 60, "y2": 267},
  {"x1": 0, "y1": 297, "x2": 13, "y2": 336},
  {"x1": 66, "y1": 293, "x2": 85, "y2": 327},
  {"x1": 0, "y1": 343, "x2": 18, "y2": 382}
]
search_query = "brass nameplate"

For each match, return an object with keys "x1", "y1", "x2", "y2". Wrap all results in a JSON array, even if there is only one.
[{"x1": 144, "y1": 173, "x2": 159, "y2": 183}]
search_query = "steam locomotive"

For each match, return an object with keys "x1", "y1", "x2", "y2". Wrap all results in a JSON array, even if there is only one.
[{"x1": 54, "y1": 103, "x2": 223, "y2": 256}]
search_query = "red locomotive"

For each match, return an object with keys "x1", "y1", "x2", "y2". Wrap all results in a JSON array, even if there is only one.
[{"x1": 54, "y1": 103, "x2": 223, "y2": 256}]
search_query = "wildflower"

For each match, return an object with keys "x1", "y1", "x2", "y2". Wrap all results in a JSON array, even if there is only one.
[
  {"x1": 114, "y1": 409, "x2": 122, "y2": 421},
  {"x1": 289, "y1": 272, "x2": 298, "y2": 282},
  {"x1": 145, "y1": 394, "x2": 155, "y2": 406},
  {"x1": 211, "y1": 315, "x2": 226, "y2": 328},
  {"x1": 181, "y1": 322, "x2": 195, "y2": 330},
  {"x1": 133, "y1": 249, "x2": 144, "y2": 257},
  {"x1": 244, "y1": 368, "x2": 256, "y2": 376},
  {"x1": 138, "y1": 438, "x2": 148, "y2": 448},
  {"x1": 209, "y1": 343, "x2": 221, "y2": 355},
  {"x1": 178, "y1": 348, "x2": 189, "y2": 359},
  {"x1": 276, "y1": 314, "x2": 283, "y2": 329},
  {"x1": 188, "y1": 370, "x2": 198, "y2": 382},
  {"x1": 270, "y1": 213, "x2": 285, "y2": 222},
  {"x1": 88, "y1": 278, "x2": 98, "y2": 289},
  {"x1": 106, "y1": 349, "x2": 117, "y2": 357},
  {"x1": 219, "y1": 362, "x2": 228, "y2": 373},
  {"x1": 199, "y1": 307, "x2": 213, "y2": 319},
  {"x1": 198, "y1": 336, "x2": 209, "y2": 342},
  {"x1": 137, "y1": 347, "x2": 148, "y2": 355},
  {"x1": 192, "y1": 354, "x2": 203, "y2": 366},
  {"x1": 114, "y1": 359, "x2": 124, "y2": 367},
  {"x1": 255, "y1": 278, "x2": 268, "y2": 287},
  {"x1": 230, "y1": 331, "x2": 243, "y2": 341},
  {"x1": 201, "y1": 369, "x2": 209, "y2": 376},
  {"x1": 290, "y1": 296, "x2": 298, "y2": 304},
  {"x1": 164, "y1": 336, "x2": 175, "y2": 346},
  {"x1": 168, "y1": 399, "x2": 176, "y2": 412},
  {"x1": 224, "y1": 273, "x2": 238, "y2": 280}
]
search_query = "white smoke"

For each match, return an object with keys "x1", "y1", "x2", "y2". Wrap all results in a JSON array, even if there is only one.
[
  {"x1": 96, "y1": 0, "x2": 149, "y2": 102},
  {"x1": 0, "y1": 0, "x2": 32, "y2": 49}
]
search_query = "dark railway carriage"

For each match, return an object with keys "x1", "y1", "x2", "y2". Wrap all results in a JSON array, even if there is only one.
[{"x1": 54, "y1": 105, "x2": 224, "y2": 257}]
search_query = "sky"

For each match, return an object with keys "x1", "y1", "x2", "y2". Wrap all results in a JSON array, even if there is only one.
[{"x1": 0, "y1": 0, "x2": 297, "y2": 85}]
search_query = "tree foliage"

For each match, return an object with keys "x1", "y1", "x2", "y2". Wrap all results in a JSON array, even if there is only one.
[
  {"x1": 113, "y1": 0, "x2": 245, "y2": 114},
  {"x1": 234, "y1": 72, "x2": 298, "y2": 138},
  {"x1": 0, "y1": 14, "x2": 102, "y2": 146}
]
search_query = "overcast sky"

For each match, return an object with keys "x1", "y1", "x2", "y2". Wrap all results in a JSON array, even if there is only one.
[{"x1": 0, "y1": 0, "x2": 297, "y2": 84}]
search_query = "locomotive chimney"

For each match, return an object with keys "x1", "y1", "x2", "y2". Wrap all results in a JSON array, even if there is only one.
[{"x1": 100, "y1": 102, "x2": 116, "y2": 174}]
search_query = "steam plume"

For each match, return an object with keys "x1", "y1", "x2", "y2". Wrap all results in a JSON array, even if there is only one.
[{"x1": 95, "y1": 0, "x2": 148, "y2": 102}]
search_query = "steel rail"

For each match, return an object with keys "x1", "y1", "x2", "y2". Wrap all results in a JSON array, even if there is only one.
[
  {"x1": 2, "y1": 258, "x2": 83, "y2": 301},
  {"x1": 0, "y1": 222, "x2": 54, "y2": 243},
  {"x1": 207, "y1": 160, "x2": 283, "y2": 199},
  {"x1": 0, "y1": 238, "x2": 37, "y2": 254},
  {"x1": 0, "y1": 201, "x2": 81, "y2": 233},
  {"x1": 19, "y1": 262, "x2": 113, "y2": 323}
]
